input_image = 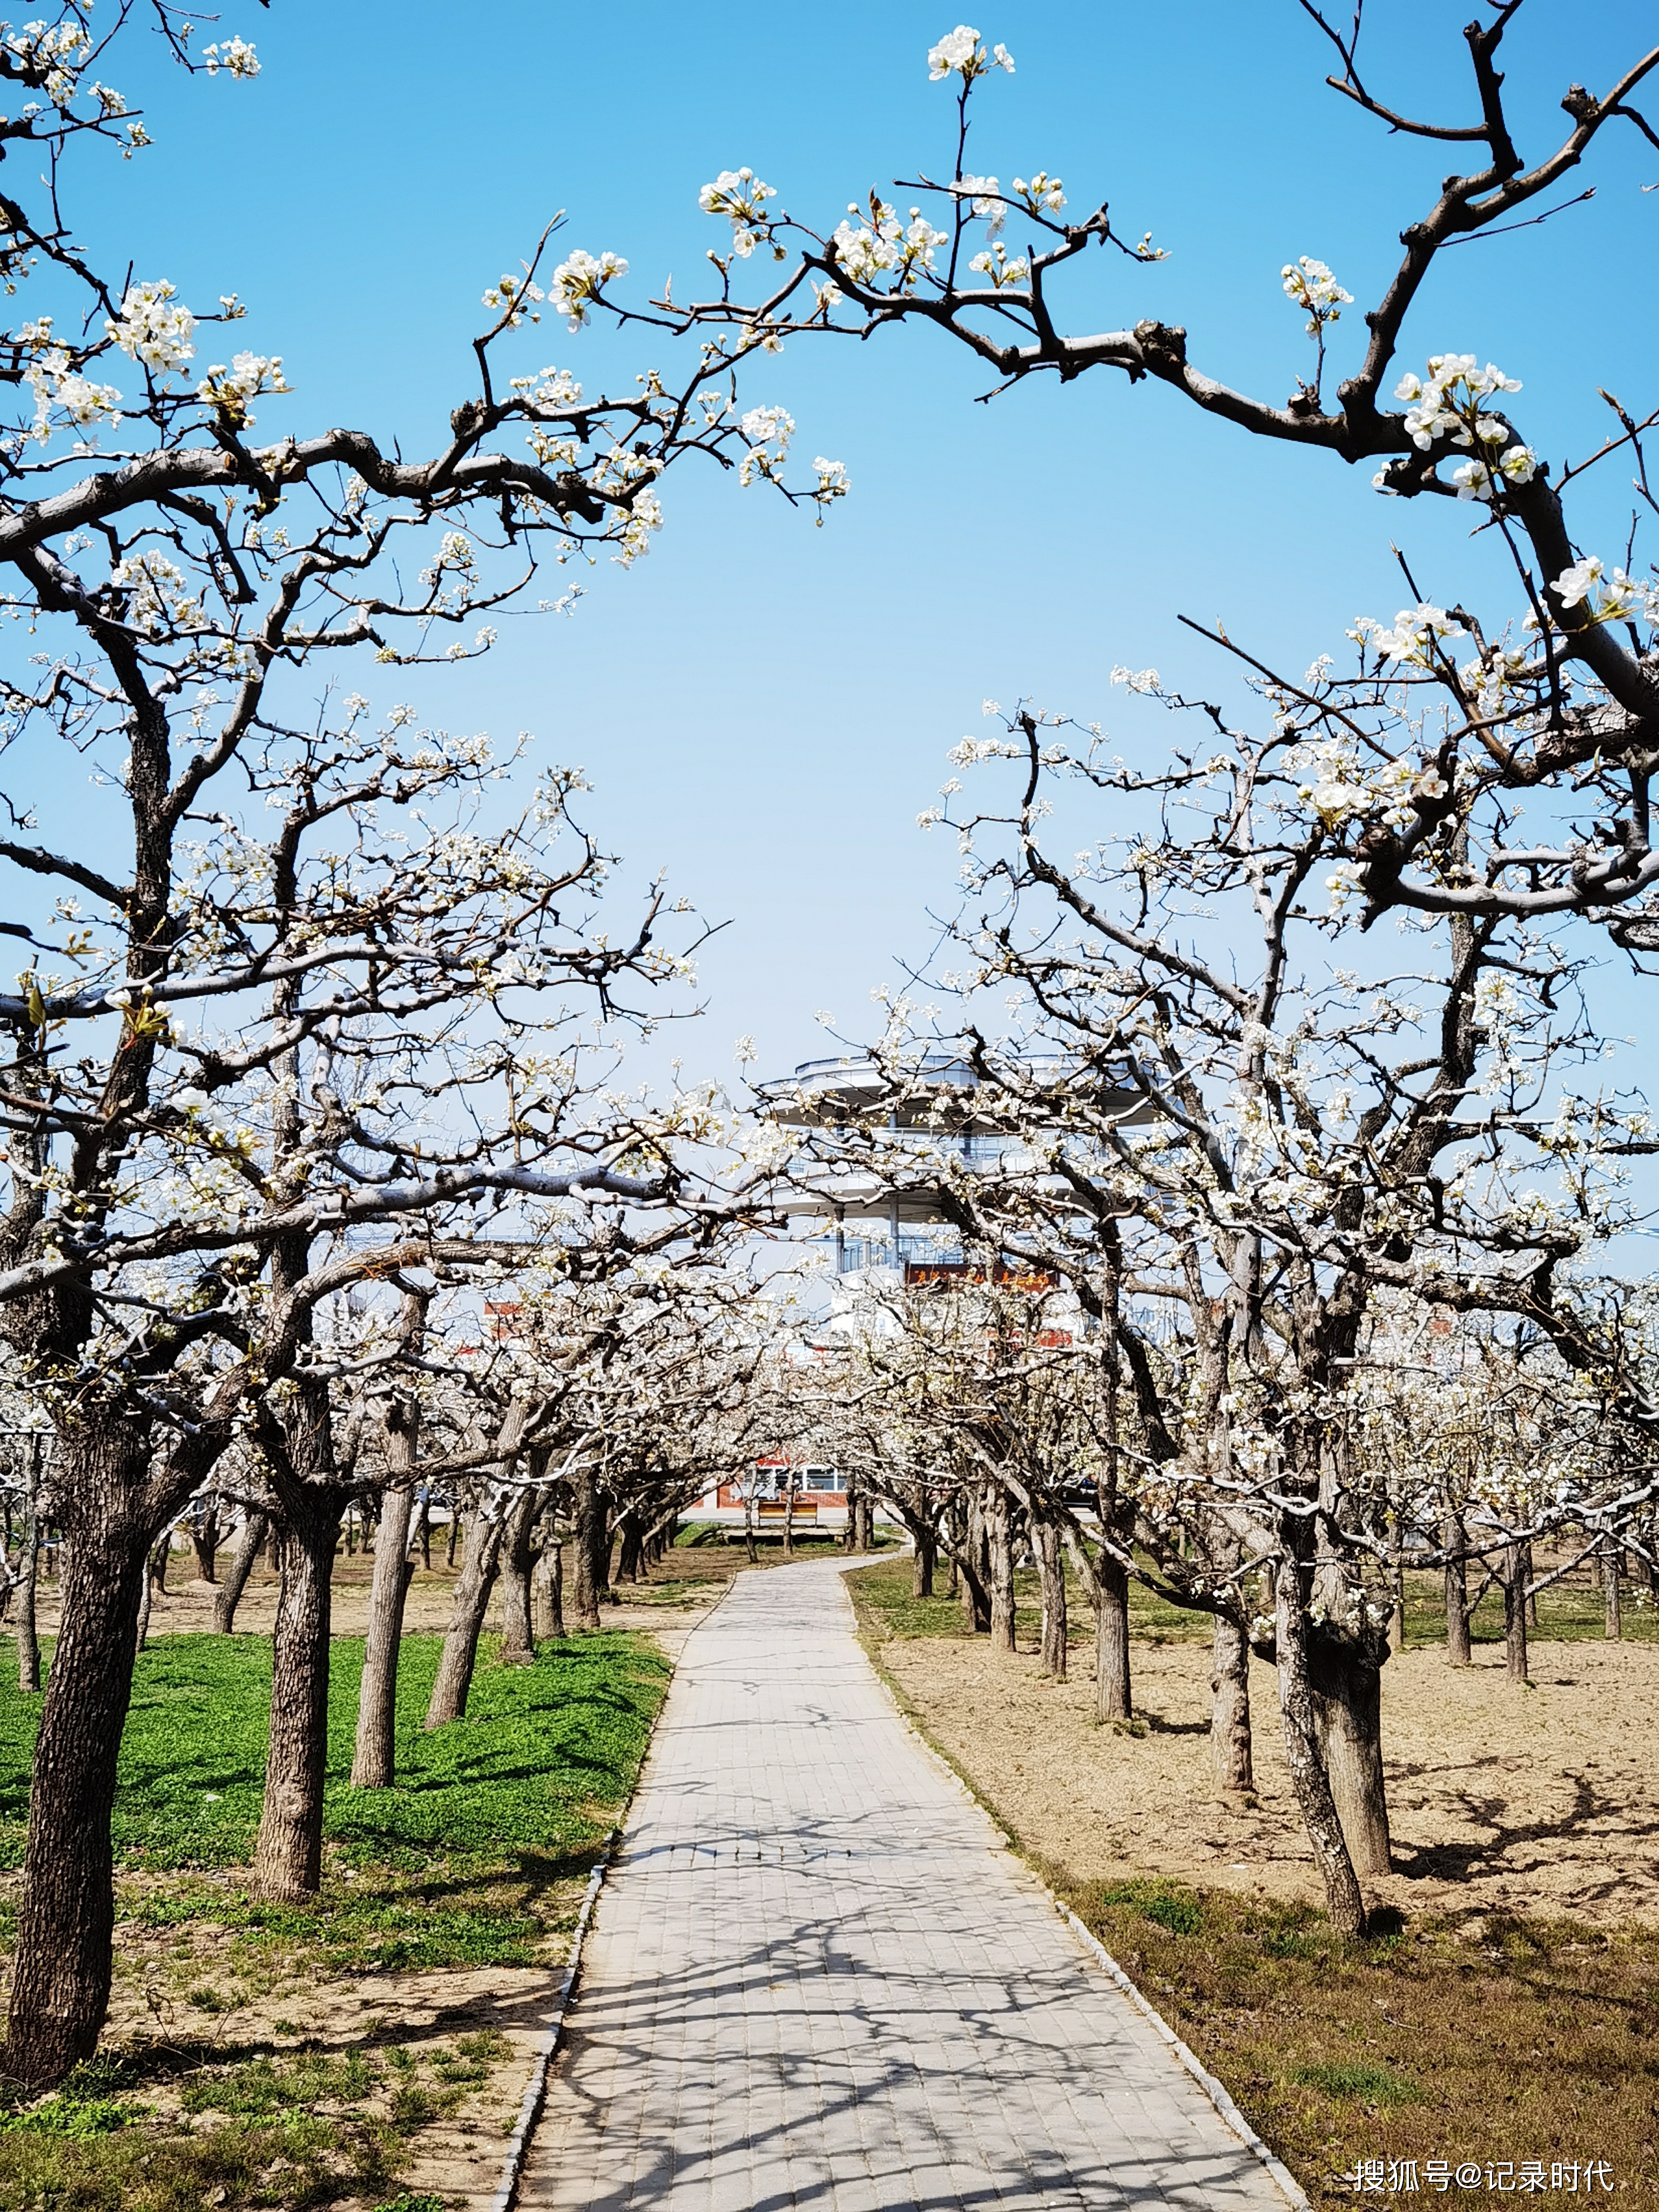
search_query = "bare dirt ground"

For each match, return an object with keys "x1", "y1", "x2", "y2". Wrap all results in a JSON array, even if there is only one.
[{"x1": 877, "y1": 1632, "x2": 1659, "y2": 1924}]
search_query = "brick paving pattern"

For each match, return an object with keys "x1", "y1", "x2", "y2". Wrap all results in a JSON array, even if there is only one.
[{"x1": 520, "y1": 1560, "x2": 1296, "y2": 2210}]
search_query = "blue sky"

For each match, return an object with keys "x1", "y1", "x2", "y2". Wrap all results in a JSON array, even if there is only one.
[{"x1": 87, "y1": 0, "x2": 1659, "y2": 1084}]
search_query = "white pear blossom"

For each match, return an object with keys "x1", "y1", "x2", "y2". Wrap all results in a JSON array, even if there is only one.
[
  {"x1": 738, "y1": 404, "x2": 794, "y2": 485},
  {"x1": 196, "y1": 350, "x2": 287, "y2": 426},
  {"x1": 968, "y1": 242, "x2": 1029, "y2": 289},
  {"x1": 107, "y1": 280, "x2": 195, "y2": 374},
  {"x1": 549, "y1": 249, "x2": 628, "y2": 330},
  {"x1": 1012, "y1": 172, "x2": 1065, "y2": 216},
  {"x1": 22, "y1": 342, "x2": 121, "y2": 440},
  {"x1": 1553, "y1": 554, "x2": 1604, "y2": 609},
  {"x1": 952, "y1": 173, "x2": 1004, "y2": 235},
  {"x1": 831, "y1": 207, "x2": 901, "y2": 284},
  {"x1": 200, "y1": 36, "x2": 260, "y2": 77},
  {"x1": 927, "y1": 25, "x2": 1013, "y2": 81},
  {"x1": 1281, "y1": 256, "x2": 1351, "y2": 332},
  {"x1": 698, "y1": 168, "x2": 777, "y2": 257},
  {"x1": 1349, "y1": 604, "x2": 1465, "y2": 666}
]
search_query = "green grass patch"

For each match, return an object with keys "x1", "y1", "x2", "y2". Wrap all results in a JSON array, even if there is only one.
[
  {"x1": 0, "y1": 1628, "x2": 666, "y2": 2209},
  {"x1": 0, "y1": 1628, "x2": 666, "y2": 1879},
  {"x1": 1291, "y1": 2059, "x2": 1425, "y2": 2107}
]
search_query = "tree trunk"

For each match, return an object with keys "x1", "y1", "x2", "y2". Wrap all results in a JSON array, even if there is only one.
[
  {"x1": 350, "y1": 1460, "x2": 417, "y2": 1789},
  {"x1": 213, "y1": 1510, "x2": 269, "y2": 1634},
  {"x1": 743, "y1": 1482, "x2": 758, "y2": 1566},
  {"x1": 4, "y1": 1426, "x2": 152, "y2": 2088},
  {"x1": 1444, "y1": 1509, "x2": 1472, "y2": 1666},
  {"x1": 841, "y1": 1480, "x2": 860, "y2": 1552},
  {"x1": 1502, "y1": 1541, "x2": 1529, "y2": 1682},
  {"x1": 446, "y1": 1506, "x2": 460, "y2": 1569},
  {"x1": 496, "y1": 1489, "x2": 541, "y2": 1665},
  {"x1": 856, "y1": 1494, "x2": 874, "y2": 1549},
  {"x1": 1604, "y1": 1545, "x2": 1622, "y2": 1641},
  {"x1": 782, "y1": 1479, "x2": 795, "y2": 1559},
  {"x1": 1092, "y1": 1550, "x2": 1131, "y2": 1722},
  {"x1": 190, "y1": 1495, "x2": 221, "y2": 1584},
  {"x1": 134, "y1": 1554, "x2": 153, "y2": 1655},
  {"x1": 416, "y1": 1495, "x2": 431, "y2": 1572},
  {"x1": 534, "y1": 1534, "x2": 564, "y2": 1640},
  {"x1": 251, "y1": 1494, "x2": 345, "y2": 1903},
  {"x1": 149, "y1": 1528, "x2": 170, "y2": 1595},
  {"x1": 984, "y1": 1485, "x2": 1016, "y2": 1655},
  {"x1": 1033, "y1": 1514, "x2": 1067, "y2": 1679},
  {"x1": 615, "y1": 1509, "x2": 644, "y2": 1583},
  {"x1": 1310, "y1": 1632, "x2": 1392, "y2": 1877},
  {"x1": 1273, "y1": 1551, "x2": 1367, "y2": 1938},
  {"x1": 911, "y1": 1523, "x2": 936, "y2": 1599},
  {"x1": 570, "y1": 1469, "x2": 608, "y2": 1631},
  {"x1": 14, "y1": 1440, "x2": 39, "y2": 1695},
  {"x1": 425, "y1": 1502, "x2": 507, "y2": 1728},
  {"x1": 957, "y1": 1493, "x2": 990, "y2": 1632},
  {"x1": 1210, "y1": 1612, "x2": 1254, "y2": 1797}
]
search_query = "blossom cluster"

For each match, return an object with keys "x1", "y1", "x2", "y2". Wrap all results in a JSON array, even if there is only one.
[
  {"x1": 1349, "y1": 602, "x2": 1465, "y2": 669},
  {"x1": 698, "y1": 167, "x2": 778, "y2": 259},
  {"x1": 200, "y1": 36, "x2": 259, "y2": 77},
  {"x1": 107, "y1": 279, "x2": 196, "y2": 374},
  {"x1": 1382, "y1": 355, "x2": 1537, "y2": 501},
  {"x1": 548, "y1": 249, "x2": 628, "y2": 331},
  {"x1": 196, "y1": 350, "x2": 287, "y2": 428},
  {"x1": 927, "y1": 24, "x2": 1014, "y2": 81},
  {"x1": 1553, "y1": 553, "x2": 1659, "y2": 629},
  {"x1": 1292, "y1": 736, "x2": 1446, "y2": 837},
  {"x1": 738, "y1": 404, "x2": 794, "y2": 486},
  {"x1": 969, "y1": 241, "x2": 1028, "y2": 288},
  {"x1": 831, "y1": 200, "x2": 947, "y2": 290},
  {"x1": 1280, "y1": 256, "x2": 1351, "y2": 334},
  {"x1": 19, "y1": 321, "x2": 120, "y2": 440}
]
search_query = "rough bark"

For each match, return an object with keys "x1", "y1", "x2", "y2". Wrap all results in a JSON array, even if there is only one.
[
  {"x1": 1033, "y1": 1514, "x2": 1067, "y2": 1680},
  {"x1": 1502, "y1": 1540, "x2": 1530, "y2": 1683},
  {"x1": 1209, "y1": 1612, "x2": 1254, "y2": 1797},
  {"x1": 134, "y1": 1554, "x2": 153, "y2": 1655},
  {"x1": 424, "y1": 1501, "x2": 507, "y2": 1728},
  {"x1": 496, "y1": 1488, "x2": 542, "y2": 1666},
  {"x1": 910, "y1": 1522, "x2": 936, "y2": 1599},
  {"x1": 534, "y1": 1533, "x2": 564, "y2": 1640},
  {"x1": 251, "y1": 1492, "x2": 345, "y2": 1902},
  {"x1": 1310, "y1": 1631, "x2": 1392, "y2": 1877},
  {"x1": 350, "y1": 1453, "x2": 417, "y2": 1789},
  {"x1": 213, "y1": 1510, "x2": 269, "y2": 1634},
  {"x1": 984, "y1": 1483, "x2": 1016, "y2": 1655},
  {"x1": 569, "y1": 1467, "x2": 608, "y2": 1631},
  {"x1": 190, "y1": 1495, "x2": 221, "y2": 1584},
  {"x1": 841, "y1": 1479, "x2": 860, "y2": 1552},
  {"x1": 1092, "y1": 1551, "x2": 1132, "y2": 1722},
  {"x1": 615, "y1": 1509, "x2": 644, "y2": 1583},
  {"x1": 957, "y1": 1493, "x2": 991, "y2": 1633},
  {"x1": 1444, "y1": 1508, "x2": 1472, "y2": 1665},
  {"x1": 14, "y1": 1440, "x2": 39, "y2": 1695},
  {"x1": 1273, "y1": 1551, "x2": 1367, "y2": 1938},
  {"x1": 3, "y1": 1427, "x2": 152, "y2": 2087},
  {"x1": 1604, "y1": 1545, "x2": 1622, "y2": 1641}
]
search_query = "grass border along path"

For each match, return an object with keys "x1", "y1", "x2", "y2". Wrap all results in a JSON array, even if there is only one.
[{"x1": 0, "y1": 1627, "x2": 669, "y2": 2212}]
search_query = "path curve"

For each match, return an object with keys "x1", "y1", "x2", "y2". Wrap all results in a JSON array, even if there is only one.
[{"x1": 520, "y1": 1560, "x2": 1300, "y2": 2211}]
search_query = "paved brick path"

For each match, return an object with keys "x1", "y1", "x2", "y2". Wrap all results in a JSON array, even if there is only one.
[{"x1": 520, "y1": 1560, "x2": 1298, "y2": 2211}]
